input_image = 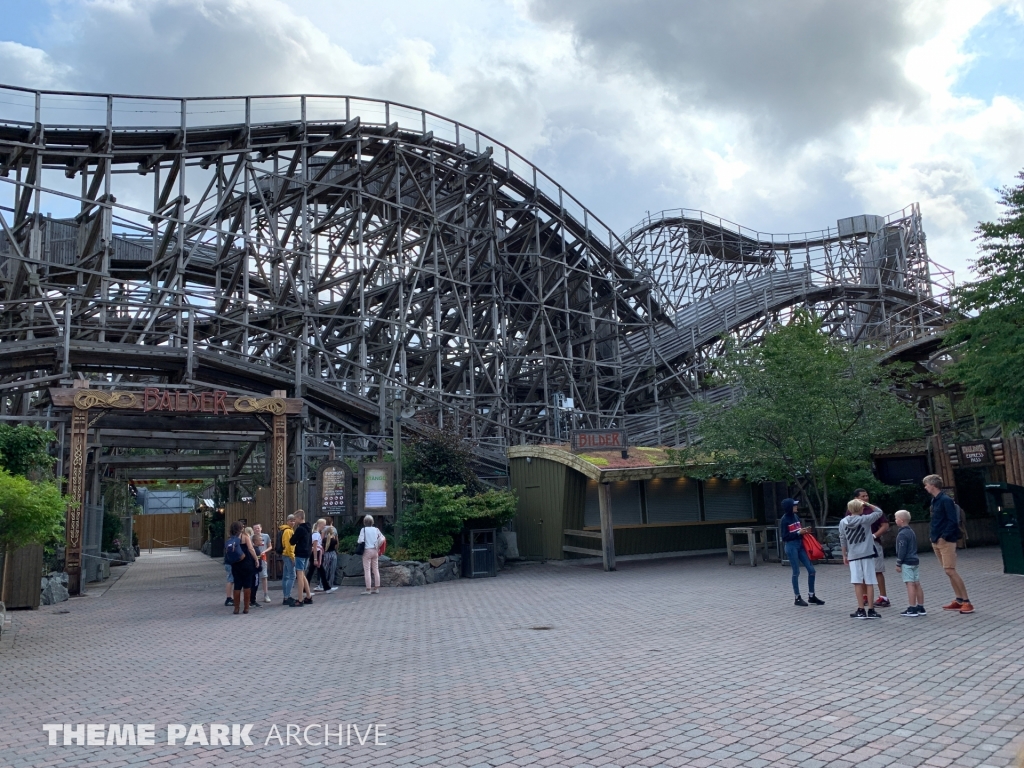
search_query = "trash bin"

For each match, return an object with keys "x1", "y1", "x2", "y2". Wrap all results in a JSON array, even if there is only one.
[
  {"x1": 461, "y1": 528, "x2": 497, "y2": 578},
  {"x1": 985, "y1": 483, "x2": 1024, "y2": 575}
]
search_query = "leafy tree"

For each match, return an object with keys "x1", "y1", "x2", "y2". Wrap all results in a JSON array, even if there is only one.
[
  {"x1": 0, "y1": 469, "x2": 67, "y2": 552},
  {"x1": 672, "y1": 313, "x2": 920, "y2": 526},
  {"x1": 0, "y1": 424, "x2": 56, "y2": 478},
  {"x1": 825, "y1": 468, "x2": 930, "y2": 522},
  {"x1": 404, "y1": 427, "x2": 481, "y2": 494},
  {"x1": 944, "y1": 170, "x2": 1024, "y2": 431}
]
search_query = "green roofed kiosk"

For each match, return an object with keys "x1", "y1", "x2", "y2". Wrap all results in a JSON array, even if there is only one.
[{"x1": 508, "y1": 444, "x2": 765, "y2": 572}]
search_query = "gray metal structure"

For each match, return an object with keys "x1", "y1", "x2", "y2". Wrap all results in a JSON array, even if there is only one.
[{"x1": 0, "y1": 86, "x2": 951, "y2": 485}]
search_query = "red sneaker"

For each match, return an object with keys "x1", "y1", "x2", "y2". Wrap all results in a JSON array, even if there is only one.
[
  {"x1": 942, "y1": 600, "x2": 962, "y2": 611},
  {"x1": 874, "y1": 597, "x2": 891, "y2": 608},
  {"x1": 959, "y1": 601, "x2": 975, "y2": 614}
]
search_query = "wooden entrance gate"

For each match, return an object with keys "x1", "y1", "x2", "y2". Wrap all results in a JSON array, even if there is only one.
[{"x1": 51, "y1": 382, "x2": 303, "y2": 595}]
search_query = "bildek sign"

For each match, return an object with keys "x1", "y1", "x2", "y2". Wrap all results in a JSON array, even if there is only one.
[{"x1": 571, "y1": 429, "x2": 629, "y2": 452}]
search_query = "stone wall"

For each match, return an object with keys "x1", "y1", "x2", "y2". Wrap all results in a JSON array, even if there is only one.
[
  {"x1": 336, "y1": 553, "x2": 462, "y2": 587},
  {"x1": 331, "y1": 530, "x2": 519, "y2": 588}
]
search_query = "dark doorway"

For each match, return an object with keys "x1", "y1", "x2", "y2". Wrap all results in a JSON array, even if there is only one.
[{"x1": 953, "y1": 467, "x2": 990, "y2": 518}]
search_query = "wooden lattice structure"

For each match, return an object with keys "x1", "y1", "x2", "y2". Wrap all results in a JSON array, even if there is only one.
[{"x1": 0, "y1": 85, "x2": 952, "y2": 463}]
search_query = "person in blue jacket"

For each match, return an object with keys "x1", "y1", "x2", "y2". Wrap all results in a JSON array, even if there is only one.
[
  {"x1": 779, "y1": 498, "x2": 824, "y2": 607},
  {"x1": 924, "y1": 474, "x2": 973, "y2": 614}
]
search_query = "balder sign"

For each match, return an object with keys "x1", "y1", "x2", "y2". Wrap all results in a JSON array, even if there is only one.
[
  {"x1": 571, "y1": 429, "x2": 628, "y2": 452},
  {"x1": 49, "y1": 387, "x2": 303, "y2": 415}
]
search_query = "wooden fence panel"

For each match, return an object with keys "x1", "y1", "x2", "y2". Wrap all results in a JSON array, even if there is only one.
[
  {"x1": 134, "y1": 513, "x2": 193, "y2": 550},
  {"x1": 224, "y1": 483, "x2": 303, "y2": 579},
  {"x1": 225, "y1": 483, "x2": 303, "y2": 540},
  {"x1": 1, "y1": 544, "x2": 44, "y2": 609}
]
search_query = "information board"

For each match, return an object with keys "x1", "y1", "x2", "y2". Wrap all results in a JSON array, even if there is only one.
[
  {"x1": 317, "y1": 460, "x2": 352, "y2": 519},
  {"x1": 359, "y1": 462, "x2": 395, "y2": 516}
]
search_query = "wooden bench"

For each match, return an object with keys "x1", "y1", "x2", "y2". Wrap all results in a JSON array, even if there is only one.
[
  {"x1": 563, "y1": 529, "x2": 603, "y2": 558},
  {"x1": 725, "y1": 526, "x2": 771, "y2": 566}
]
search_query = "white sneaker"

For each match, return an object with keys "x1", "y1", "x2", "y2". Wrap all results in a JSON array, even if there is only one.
[
  {"x1": 329, "y1": 586, "x2": 338, "y2": 592},
  {"x1": 371, "y1": 589, "x2": 379, "y2": 594},
  {"x1": 313, "y1": 587, "x2": 323, "y2": 592},
  {"x1": 359, "y1": 590, "x2": 371, "y2": 595},
  {"x1": 263, "y1": 595, "x2": 271, "y2": 603}
]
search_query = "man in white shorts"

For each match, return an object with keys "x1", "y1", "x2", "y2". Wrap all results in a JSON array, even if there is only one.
[{"x1": 840, "y1": 499, "x2": 885, "y2": 619}]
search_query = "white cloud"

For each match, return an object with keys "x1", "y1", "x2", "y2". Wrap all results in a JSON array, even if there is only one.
[
  {"x1": 0, "y1": 40, "x2": 69, "y2": 88},
  {"x1": 0, "y1": 0, "x2": 1022, "y2": 281}
]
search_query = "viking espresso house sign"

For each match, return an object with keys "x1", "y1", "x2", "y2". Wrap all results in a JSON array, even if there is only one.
[{"x1": 571, "y1": 429, "x2": 629, "y2": 453}]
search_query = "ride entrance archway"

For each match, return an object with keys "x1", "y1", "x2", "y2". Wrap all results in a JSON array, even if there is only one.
[{"x1": 50, "y1": 381, "x2": 304, "y2": 595}]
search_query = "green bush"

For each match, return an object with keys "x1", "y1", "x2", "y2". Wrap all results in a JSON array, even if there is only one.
[
  {"x1": 464, "y1": 488, "x2": 518, "y2": 525},
  {"x1": 401, "y1": 484, "x2": 517, "y2": 560},
  {"x1": 0, "y1": 469, "x2": 67, "y2": 551},
  {"x1": 101, "y1": 511, "x2": 123, "y2": 552},
  {"x1": 403, "y1": 484, "x2": 467, "y2": 561}
]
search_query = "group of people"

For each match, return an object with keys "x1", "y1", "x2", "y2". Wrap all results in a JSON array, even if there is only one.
[
  {"x1": 223, "y1": 509, "x2": 387, "y2": 612},
  {"x1": 783, "y1": 473, "x2": 974, "y2": 618}
]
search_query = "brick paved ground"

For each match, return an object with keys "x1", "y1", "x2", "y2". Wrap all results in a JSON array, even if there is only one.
[{"x1": 2, "y1": 546, "x2": 1024, "y2": 767}]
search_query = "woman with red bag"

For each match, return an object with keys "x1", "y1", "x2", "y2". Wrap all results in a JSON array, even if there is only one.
[{"x1": 779, "y1": 498, "x2": 825, "y2": 607}]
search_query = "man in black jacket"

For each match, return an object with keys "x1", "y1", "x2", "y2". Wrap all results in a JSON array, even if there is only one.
[
  {"x1": 924, "y1": 475, "x2": 973, "y2": 614},
  {"x1": 290, "y1": 509, "x2": 314, "y2": 606}
]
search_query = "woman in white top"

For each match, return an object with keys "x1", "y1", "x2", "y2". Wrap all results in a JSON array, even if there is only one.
[{"x1": 358, "y1": 515, "x2": 385, "y2": 595}]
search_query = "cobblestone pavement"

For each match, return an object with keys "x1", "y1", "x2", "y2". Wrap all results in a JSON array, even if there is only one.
[{"x1": 2, "y1": 546, "x2": 1024, "y2": 767}]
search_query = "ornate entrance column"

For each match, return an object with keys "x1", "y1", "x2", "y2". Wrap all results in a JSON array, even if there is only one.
[
  {"x1": 271, "y1": 389, "x2": 288, "y2": 533},
  {"x1": 66, "y1": 383, "x2": 90, "y2": 595}
]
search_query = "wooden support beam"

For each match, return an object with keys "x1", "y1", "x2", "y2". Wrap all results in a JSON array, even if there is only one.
[
  {"x1": 562, "y1": 545, "x2": 604, "y2": 557},
  {"x1": 117, "y1": 469, "x2": 223, "y2": 480},
  {"x1": 597, "y1": 481, "x2": 616, "y2": 572},
  {"x1": 99, "y1": 454, "x2": 231, "y2": 468},
  {"x1": 563, "y1": 529, "x2": 602, "y2": 539}
]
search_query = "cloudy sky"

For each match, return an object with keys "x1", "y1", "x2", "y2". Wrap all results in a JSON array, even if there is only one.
[{"x1": 2, "y1": 0, "x2": 1024, "y2": 280}]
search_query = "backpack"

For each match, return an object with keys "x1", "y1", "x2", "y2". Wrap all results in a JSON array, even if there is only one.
[
  {"x1": 224, "y1": 535, "x2": 245, "y2": 564},
  {"x1": 274, "y1": 528, "x2": 285, "y2": 556}
]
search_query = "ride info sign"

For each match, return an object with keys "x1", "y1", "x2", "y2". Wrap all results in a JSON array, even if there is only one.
[
  {"x1": 571, "y1": 429, "x2": 629, "y2": 453},
  {"x1": 318, "y1": 460, "x2": 352, "y2": 519},
  {"x1": 359, "y1": 462, "x2": 395, "y2": 516}
]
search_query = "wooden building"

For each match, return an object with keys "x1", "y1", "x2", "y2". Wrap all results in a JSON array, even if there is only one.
[{"x1": 509, "y1": 445, "x2": 764, "y2": 568}]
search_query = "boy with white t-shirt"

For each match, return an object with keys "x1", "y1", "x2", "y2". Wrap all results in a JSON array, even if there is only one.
[{"x1": 839, "y1": 499, "x2": 885, "y2": 620}]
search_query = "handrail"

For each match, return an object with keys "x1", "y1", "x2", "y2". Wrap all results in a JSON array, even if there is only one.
[
  {"x1": 0, "y1": 82, "x2": 631, "y2": 262},
  {"x1": 148, "y1": 536, "x2": 190, "y2": 554}
]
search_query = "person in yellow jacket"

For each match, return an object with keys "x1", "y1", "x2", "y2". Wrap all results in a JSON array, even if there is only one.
[{"x1": 279, "y1": 515, "x2": 297, "y2": 606}]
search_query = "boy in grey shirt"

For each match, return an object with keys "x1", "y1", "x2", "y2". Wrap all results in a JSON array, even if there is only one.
[{"x1": 839, "y1": 499, "x2": 885, "y2": 619}]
